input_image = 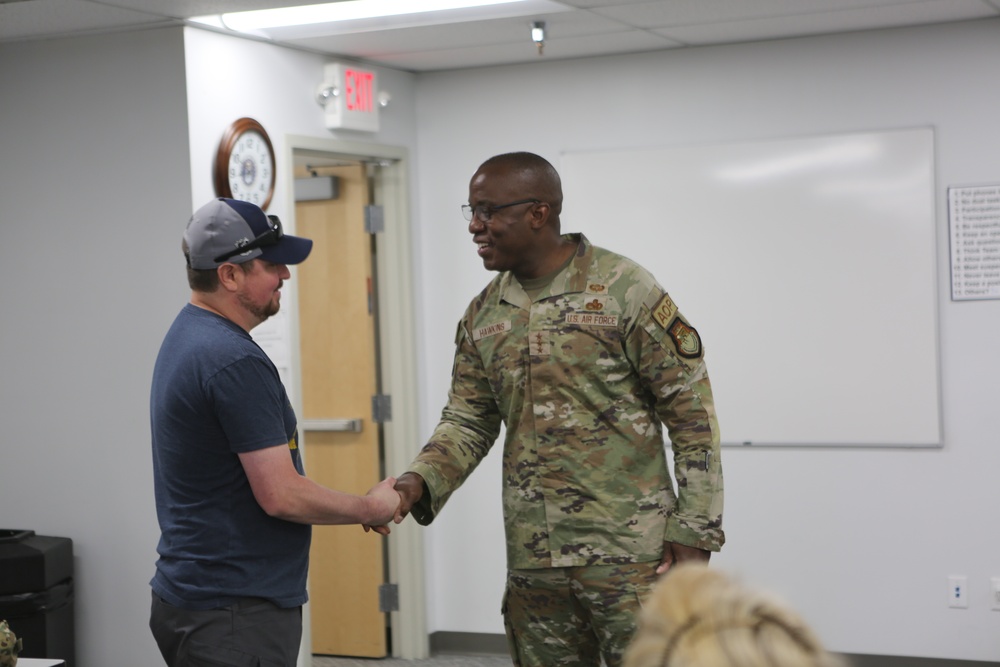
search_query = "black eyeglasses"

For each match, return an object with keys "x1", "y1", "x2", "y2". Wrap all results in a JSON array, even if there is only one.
[
  {"x1": 214, "y1": 215, "x2": 284, "y2": 263},
  {"x1": 461, "y1": 199, "x2": 541, "y2": 223}
]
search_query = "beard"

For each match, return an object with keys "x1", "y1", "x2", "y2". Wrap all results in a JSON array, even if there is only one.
[{"x1": 238, "y1": 290, "x2": 280, "y2": 324}]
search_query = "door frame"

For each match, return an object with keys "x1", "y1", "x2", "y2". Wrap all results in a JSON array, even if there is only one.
[{"x1": 281, "y1": 135, "x2": 428, "y2": 661}]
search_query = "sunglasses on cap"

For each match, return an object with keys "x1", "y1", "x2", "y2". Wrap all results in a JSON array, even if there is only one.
[{"x1": 213, "y1": 215, "x2": 284, "y2": 264}]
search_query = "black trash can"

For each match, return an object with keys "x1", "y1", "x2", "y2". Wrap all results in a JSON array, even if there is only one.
[{"x1": 0, "y1": 529, "x2": 75, "y2": 666}]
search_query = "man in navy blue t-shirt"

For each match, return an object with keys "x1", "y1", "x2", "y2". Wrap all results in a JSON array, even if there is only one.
[{"x1": 149, "y1": 198, "x2": 401, "y2": 667}]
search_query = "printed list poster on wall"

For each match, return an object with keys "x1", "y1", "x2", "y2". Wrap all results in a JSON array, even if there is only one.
[{"x1": 948, "y1": 184, "x2": 1000, "y2": 301}]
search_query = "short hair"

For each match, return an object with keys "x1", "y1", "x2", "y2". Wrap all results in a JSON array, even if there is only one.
[
  {"x1": 182, "y1": 238, "x2": 251, "y2": 292},
  {"x1": 186, "y1": 265, "x2": 219, "y2": 292},
  {"x1": 623, "y1": 564, "x2": 845, "y2": 667},
  {"x1": 478, "y1": 151, "x2": 563, "y2": 217},
  {"x1": 181, "y1": 238, "x2": 216, "y2": 292}
]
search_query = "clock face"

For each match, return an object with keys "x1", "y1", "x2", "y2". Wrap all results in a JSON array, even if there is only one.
[
  {"x1": 213, "y1": 118, "x2": 276, "y2": 210},
  {"x1": 227, "y1": 129, "x2": 273, "y2": 207}
]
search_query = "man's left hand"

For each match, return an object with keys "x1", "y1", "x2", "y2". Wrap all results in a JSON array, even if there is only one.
[{"x1": 655, "y1": 541, "x2": 711, "y2": 575}]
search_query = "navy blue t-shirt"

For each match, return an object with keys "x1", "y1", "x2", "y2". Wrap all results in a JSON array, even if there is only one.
[{"x1": 150, "y1": 304, "x2": 310, "y2": 610}]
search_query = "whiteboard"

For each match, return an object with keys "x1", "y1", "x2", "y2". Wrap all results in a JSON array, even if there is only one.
[{"x1": 561, "y1": 128, "x2": 941, "y2": 447}]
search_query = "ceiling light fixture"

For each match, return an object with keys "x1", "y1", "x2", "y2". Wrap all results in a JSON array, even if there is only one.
[{"x1": 215, "y1": 0, "x2": 534, "y2": 32}]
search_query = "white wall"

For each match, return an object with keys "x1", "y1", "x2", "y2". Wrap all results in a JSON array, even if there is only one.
[
  {"x1": 183, "y1": 28, "x2": 419, "y2": 222},
  {"x1": 412, "y1": 18, "x2": 1000, "y2": 662}
]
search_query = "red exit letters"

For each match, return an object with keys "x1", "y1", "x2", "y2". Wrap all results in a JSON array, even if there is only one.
[{"x1": 345, "y1": 68, "x2": 374, "y2": 112}]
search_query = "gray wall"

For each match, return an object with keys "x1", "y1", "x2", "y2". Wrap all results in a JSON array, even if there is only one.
[{"x1": 0, "y1": 27, "x2": 191, "y2": 666}]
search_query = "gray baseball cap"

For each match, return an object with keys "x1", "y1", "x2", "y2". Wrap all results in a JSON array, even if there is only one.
[{"x1": 184, "y1": 198, "x2": 313, "y2": 270}]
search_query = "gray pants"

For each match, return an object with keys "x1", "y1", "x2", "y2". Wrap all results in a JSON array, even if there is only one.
[{"x1": 150, "y1": 591, "x2": 302, "y2": 667}]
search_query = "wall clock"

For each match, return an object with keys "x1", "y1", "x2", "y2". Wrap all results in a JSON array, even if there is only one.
[{"x1": 213, "y1": 117, "x2": 276, "y2": 211}]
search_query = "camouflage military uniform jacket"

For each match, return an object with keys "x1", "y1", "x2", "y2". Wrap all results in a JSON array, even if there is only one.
[{"x1": 408, "y1": 234, "x2": 724, "y2": 569}]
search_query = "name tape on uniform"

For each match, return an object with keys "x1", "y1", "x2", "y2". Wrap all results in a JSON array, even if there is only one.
[{"x1": 473, "y1": 320, "x2": 511, "y2": 341}]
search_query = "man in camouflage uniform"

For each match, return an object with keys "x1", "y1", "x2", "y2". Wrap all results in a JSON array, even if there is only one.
[{"x1": 392, "y1": 151, "x2": 724, "y2": 667}]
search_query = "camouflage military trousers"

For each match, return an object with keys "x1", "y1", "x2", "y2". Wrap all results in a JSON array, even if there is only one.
[{"x1": 501, "y1": 561, "x2": 659, "y2": 667}]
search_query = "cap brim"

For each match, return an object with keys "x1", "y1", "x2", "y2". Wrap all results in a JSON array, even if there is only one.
[{"x1": 258, "y1": 235, "x2": 313, "y2": 266}]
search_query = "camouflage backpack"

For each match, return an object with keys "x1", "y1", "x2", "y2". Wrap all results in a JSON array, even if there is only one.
[{"x1": 0, "y1": 619, "x2": 20, "y2": 667}]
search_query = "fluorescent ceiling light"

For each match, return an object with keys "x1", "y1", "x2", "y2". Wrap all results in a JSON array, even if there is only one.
[{"x1": 213, "y1": 0, "x2": 537, "y2": 32}]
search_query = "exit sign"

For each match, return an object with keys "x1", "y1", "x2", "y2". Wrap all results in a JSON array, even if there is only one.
[{"x1": 322, "y1": 63, "x2": 380, "y2": 132}]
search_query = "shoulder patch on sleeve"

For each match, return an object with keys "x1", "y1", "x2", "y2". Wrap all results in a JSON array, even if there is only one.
[
  {"x1": 668, "y1": 318, "x2": 703, "y2": 359},
  {"x1": 651, "y1": 292, "x2": 678, "y2": 330}
]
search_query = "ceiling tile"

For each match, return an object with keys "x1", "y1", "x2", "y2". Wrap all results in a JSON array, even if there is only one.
[
  {"x1": 654, "y1": 0, "x2": 998, "y2": 45},
  {"x1": 588, "y1": 0, "x2": 973, "y2": 29},
  {"x1": 283, "y1": 9, "x2": 644, "y2": 56},
  {"x1": 2, "y1": 0, "x2": 997, "y2": 72},
  {"x1": 366, "y1": 28, "x2": 678, "y2": 71},
  {"x1": 0, "y1": 0, "x2": 171, "y2": 39}
]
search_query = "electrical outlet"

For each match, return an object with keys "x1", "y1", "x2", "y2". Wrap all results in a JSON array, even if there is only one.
[
  {"x1": 948, "y1": 575, "x2": 968, "y2": 608},
  {"x1": 991, "y1": 577, "x2": 1000, "y2": 611}
]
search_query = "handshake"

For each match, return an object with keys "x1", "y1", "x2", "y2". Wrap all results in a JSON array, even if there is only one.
[{"x1": 361, "y1": 471, "x2": 424, "y2": 535}]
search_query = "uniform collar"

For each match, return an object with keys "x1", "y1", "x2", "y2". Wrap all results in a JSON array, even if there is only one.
[{"x1": 499, "y1": 233, "x2": 590, "y2": 308}]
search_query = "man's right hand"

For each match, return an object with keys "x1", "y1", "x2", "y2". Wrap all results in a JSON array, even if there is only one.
[
  {"x1": 362, "y1": 472, "x2": 425, "y2": 535},
  {"x1": 365, "y1": 476, "x2": 401, "y2": 529},
  {"x1": 393, "y1": 472, "x2": 425, "y2": 523}
]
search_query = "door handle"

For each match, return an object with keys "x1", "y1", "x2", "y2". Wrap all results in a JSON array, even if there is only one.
[{"x1": 302, "y1": 418, "x2": 363, "y2": 433}]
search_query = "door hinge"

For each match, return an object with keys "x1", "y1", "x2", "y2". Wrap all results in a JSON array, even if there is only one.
[
  {"x1": 379, "y1": 583, "x2": 399, "y2": 612},
  {"x1": 364, "y1": 205, "x2": 385, "y2": 233},
  {"x1": 372, "y1": 394, "x2": 392, "y2": 423}
]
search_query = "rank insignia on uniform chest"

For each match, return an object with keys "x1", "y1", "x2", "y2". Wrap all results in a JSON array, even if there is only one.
[
  {"x1": 668, "y1": 318, "x2": 702, "y2": 359},
  {"x1": 529, "y1": 331, "x2": 551, "y2": 356}
]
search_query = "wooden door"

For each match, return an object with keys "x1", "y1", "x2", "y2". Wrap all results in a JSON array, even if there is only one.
[{"x1": 296, "y1": 163, "x2": 387, "y2": 657}]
